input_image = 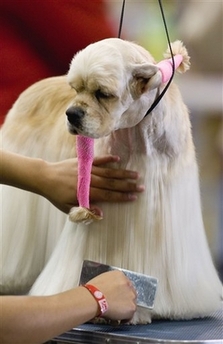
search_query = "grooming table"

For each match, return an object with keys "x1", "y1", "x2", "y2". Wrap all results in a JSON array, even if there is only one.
[{"x1": 51, "y1": 306, "x2": 223, "y2": 344}]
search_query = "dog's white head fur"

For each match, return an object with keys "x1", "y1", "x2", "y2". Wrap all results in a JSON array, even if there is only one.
[{"x1": 66, "y1": 38, "x2": 162, "y2": 138}]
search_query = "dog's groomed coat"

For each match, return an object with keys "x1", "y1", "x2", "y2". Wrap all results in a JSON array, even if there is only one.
[{"x1": 0, "y1": 38, "x2": 222, "y2": 324}]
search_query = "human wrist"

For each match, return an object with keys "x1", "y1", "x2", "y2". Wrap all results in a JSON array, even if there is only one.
[
  {"x1": 34, "y1": 158, "x2": 51, "y2": 197},
  {"x1": 83, "y1": 284, "x2": 109, "y2": 317}
]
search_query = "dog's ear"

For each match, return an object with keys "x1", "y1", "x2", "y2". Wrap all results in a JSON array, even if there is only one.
[{"x1": 130, "y1": 63, "x2": 162, "y2": 99}]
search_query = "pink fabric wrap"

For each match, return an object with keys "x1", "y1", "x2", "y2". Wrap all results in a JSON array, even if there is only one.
[
  {"x1": 157, "y1": 54, "x2": 183, "y2": 83},
  {"x1": 76, "y1": 135, "x2": 94, "y2": 209}
]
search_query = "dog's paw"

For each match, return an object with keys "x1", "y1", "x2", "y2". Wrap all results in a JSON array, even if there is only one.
[
  {"x1": 130, "y1": 307, "x2": 153, "y2": 324},
  {"x1": 69, "y1": 206, "x2": 102, "y2": 225}
]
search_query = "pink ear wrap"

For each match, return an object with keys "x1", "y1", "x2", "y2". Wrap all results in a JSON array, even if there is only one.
[
  {"x1": 69, "y1": 135, "x2": 102, "y2": 224},
  {"x1": 76, "y1": 135, "x2": 94, "y2": 209},
  {"x1": 156, "y1": 54, "x2": 183, "y2": 83},
  {"x1": 156, "y1": 40, "x2": 191, "y2": 84}
]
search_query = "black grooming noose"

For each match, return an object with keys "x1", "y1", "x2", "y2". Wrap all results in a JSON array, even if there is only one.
[{"x1": 118, "y1": 0, "x2": 175, "y2": 117}]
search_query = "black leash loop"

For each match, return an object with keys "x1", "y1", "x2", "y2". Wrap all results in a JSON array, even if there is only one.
[
  {"x1": 144, "y1": 0, "x2": 175, "y2": 116},
  {"x1": 118, "y1": 0, "x2": 126, "y2": 38},
  {"x1": 118, "y1": 0, "x2": 175, "y2": 117}
]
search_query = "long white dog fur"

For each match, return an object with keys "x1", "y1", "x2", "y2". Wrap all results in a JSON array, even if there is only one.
[{"x1": 0, "y1": 38, "x2": 222, "y2": 323}]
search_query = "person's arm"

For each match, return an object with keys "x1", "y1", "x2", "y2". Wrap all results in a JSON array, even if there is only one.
[
  {"x1": 0, "y1": 271, "x2": 136, "y2": 344},
  {"x1": 0, "y1": 150, "x2": 144, "y2": 213},
  {"x1": 0, "y1": 149, "x2": 50, "y2": 196}
]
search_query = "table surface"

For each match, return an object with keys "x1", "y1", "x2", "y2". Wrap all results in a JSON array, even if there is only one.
[{"x1": 52, "y1": 305, "x2": 223, "y2": 344}]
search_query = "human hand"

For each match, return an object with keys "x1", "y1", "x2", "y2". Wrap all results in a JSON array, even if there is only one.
[
  {"x1": 87, "y1": 270, "x2": 137, "y2": 321},
  {"x1": 90, "y1": 155, "x2": 144, "y2": 203},
  {"x1": 42, "y1": 155, "x2": 144, "y2": 213}
]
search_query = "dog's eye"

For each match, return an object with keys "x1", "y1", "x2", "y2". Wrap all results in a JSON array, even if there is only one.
[{"x1": 95, "y1": 90, "x2": 112, "y2": 100}]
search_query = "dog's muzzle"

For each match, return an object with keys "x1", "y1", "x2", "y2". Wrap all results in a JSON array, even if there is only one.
[{"x1": 66, "y1": 106, "x2": 84, "y2": 129}]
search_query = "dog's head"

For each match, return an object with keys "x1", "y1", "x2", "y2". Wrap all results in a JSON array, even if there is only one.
[{"x1": 66, "y1": 38, "x2": 163, "y2": 138}]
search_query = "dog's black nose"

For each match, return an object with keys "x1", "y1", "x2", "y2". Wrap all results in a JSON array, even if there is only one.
[{"x1": 66, "y1": 106, "x2": 85, "y2": 126}]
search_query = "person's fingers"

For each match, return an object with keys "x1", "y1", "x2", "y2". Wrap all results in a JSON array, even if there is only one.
[
  {"x1": 90, "y1": 187, "x2": 142, "y2": 202},
  {"x1": 91, "y1": 174, "x2": 144, "y2": 193},
  {"x1": 89, "y1": 205, "x2": 103, "y2": 218},
  {"x1": 90, "y1": 175, "x2": 145, "y2": 203},
  {"x1": 92, "y1": 155, "x2": 121, "y2": 166},
  {"x1": 91, "y1": 165, "x2": 139, "y2": 180}
]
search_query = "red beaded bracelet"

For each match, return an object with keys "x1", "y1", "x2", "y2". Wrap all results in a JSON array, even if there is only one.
[{"x1": 83, "y1": 284, "x2": 109, "y2": 317}]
